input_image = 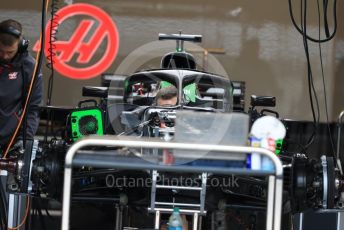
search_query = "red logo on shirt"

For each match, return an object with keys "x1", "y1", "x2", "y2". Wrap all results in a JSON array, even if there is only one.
[{"x1": 8, "y1": 72, "x2": 18, "y2": 80}]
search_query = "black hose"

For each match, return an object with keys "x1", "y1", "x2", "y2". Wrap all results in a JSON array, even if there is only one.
[{"x1": 288, "y1": 0, "x2": 337, "y2": 43}]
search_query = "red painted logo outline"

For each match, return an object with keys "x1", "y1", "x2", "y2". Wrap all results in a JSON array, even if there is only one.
[{"x1": 37, "y1": 3, "x2": 119, "y2": 79}]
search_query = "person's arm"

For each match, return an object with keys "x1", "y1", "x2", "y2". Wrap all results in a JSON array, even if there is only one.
[{"x1": 25, "y1": 73, "x2": 43, "y2": 139}]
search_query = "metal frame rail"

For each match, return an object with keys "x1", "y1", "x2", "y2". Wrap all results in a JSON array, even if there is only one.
[
  {"x1": 148, "y1": 170, "x2": 208, "y2": 230},
  {"x1": 337, "y1": 111, "x2": 344, "y2": 174},
  {"x1": 61, "y1": 136, "x2": 283, "y2": 230}
]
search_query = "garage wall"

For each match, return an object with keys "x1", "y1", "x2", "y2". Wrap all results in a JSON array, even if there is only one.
[{"x1": 0, "y1": 0, "x2": 342, "y2": 121}]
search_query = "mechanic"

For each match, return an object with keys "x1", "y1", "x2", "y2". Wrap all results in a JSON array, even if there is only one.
[
  {"x1": 155, "y1": 85, "x2": 178, "y2": 106},
  {"x1": 0, "y1": 19, "x2": 42, "y2": 154}
]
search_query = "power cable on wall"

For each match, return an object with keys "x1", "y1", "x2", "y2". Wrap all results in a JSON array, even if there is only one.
[
  {"x1": 43, "y1": 0, "x2": 60, "y2": 143},
  {"x1": 288, "y1": 0, "x2": 337, "y2": 158},
  {"x1": 288, "y1": 0, "x2": 337, "y2": 43},
  {"x1": 316, "y1": 0, "x2": 336, "y2": 157}
]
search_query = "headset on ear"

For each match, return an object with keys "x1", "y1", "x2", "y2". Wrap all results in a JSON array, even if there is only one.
[
  {"x1": 18, "y1": 37, "x2": 29, "y2": 53},
  {"x1": 0, "y1": 26, "x2": 29, "y2": 53}
]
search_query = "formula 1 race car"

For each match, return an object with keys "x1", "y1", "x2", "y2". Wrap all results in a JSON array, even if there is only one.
[{"x1": 1, "y1": 33, "x2": 343, "y2": 230}]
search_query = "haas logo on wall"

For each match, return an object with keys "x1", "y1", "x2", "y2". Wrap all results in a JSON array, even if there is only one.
[{"x1": 33, "y1": 3, "x2": 120, "y2": 80}]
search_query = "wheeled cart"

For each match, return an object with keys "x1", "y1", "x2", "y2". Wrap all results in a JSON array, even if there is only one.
[{"x1": 61, "y1": 136, "x2": 283, "y2": 230}]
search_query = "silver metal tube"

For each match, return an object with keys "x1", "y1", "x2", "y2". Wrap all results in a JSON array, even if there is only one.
[
  {"x1": 7, "y1": 194, "x2": 18, "y2": 228},
  {"x1": 274, "y1": 178, "x2": 284, "y2": 230},
  {"x1": 64, "y1": 136, "x2": 283, "y2": 175},
  {"x1": 151, "y1": 170, "x2": 158, "y2": 210},
  {"x1": 337, "y1": 111, "x2": 344, "y2": 160},
  {"x1": 193, "y1": 213, "x2": 199, "y2": 230},
  {"x1": 321, "y1": 155, "x2": 328, "y2": 208},
  {"x1": 115, "y1": 205, "x2": 122, "y2": 230},
  {"x1": 200, "y1": 172, "x2": 207, "y2": 213},
  {"x1": 62, "y1": 136, "x2": 283, "y2": 230},
  {"x1": 62, "y1": 167, "x2": 73, "y2": 230},
  {"x1": 299, "y1": 212, "x2": 304, "y2": 230},
  {"x1": 155, "y1": 210, "x2": 160, "y2": 229},
  {"x1": 148, "y1": 207, "x2": 206, "y2": 214},
  {"x1": 155, "y1": 202, "x2": 201, "y2": 207},
  {"x1": 156, "y1": 185, "x2": 202, "y2": 190},
  {"x1": 266, "y1": 175, "x2": 275, "y2": 230},
  {"x1": 198, "y1": 215, "x2": 203, "y2": 230}
]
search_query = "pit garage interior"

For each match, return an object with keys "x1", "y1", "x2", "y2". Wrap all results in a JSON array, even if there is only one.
[{"x1": 0, "y1": 0, "x2": 343, "y2": 230}]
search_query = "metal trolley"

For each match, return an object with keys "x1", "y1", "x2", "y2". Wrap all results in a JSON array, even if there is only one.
[{"x1": 61, "y1": 136, "x2": 283, "y2": 230}]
